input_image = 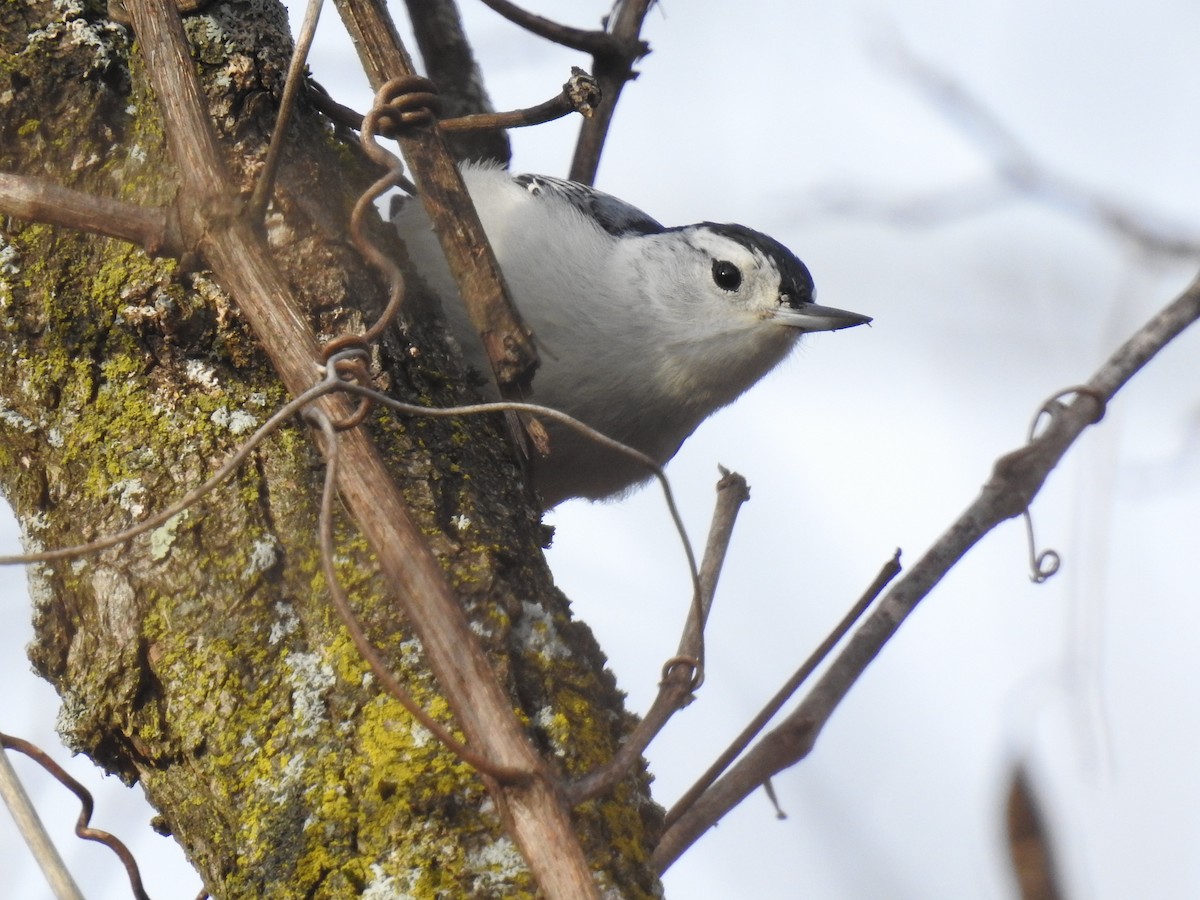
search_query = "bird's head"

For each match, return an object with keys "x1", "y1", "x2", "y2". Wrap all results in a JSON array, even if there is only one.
[{"x1": 655, "y1": 223, "x2": 871, "y2": 338}]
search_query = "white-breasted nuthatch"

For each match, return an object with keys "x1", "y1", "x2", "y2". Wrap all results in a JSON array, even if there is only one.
[{"x1": 394, "y1": 163, "x2": 871, "y2": 507}]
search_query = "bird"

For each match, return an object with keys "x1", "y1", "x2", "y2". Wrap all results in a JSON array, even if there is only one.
[{"x1": 393, "y1": 162, "x2": 871, "y2": 507}]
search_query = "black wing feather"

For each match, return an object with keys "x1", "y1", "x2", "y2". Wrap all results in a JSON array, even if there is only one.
[{"x1": 513, "y1": 173, "x2": 664, "y2": 237}]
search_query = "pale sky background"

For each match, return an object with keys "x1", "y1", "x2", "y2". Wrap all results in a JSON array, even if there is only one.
[{"x1": 4, "y1": 1, "x2": 1200, "y2": 898}]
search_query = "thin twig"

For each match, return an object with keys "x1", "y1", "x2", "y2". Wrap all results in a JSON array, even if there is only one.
[
  {"x1": 567, "y1": 471, "x2": 747, "y2": 804},
  {"x1": 0, "y1": 744, "x2": 84, "y2": 900},
  {"x1": 475, "y1": 0, "x2": 620, "y2": 55},
  {"x1": 0, "y1": 173, "x2": 180, "y2": 256},
  {"x1": 403, "y1": 0, "x2": 512, "y2": 163},
  {"x1": 568, "y1": 0, "x2": 654, "y2": 185},
  {"x1": 1, "y1": 733, "x2": 150, "y2": 900},
  {"x1": 305, "y1": 70, "x2": 598, "y2": 139},
  {"x1": 867, "y1": 33, "x2": 1200, "y2": 258},
  {"x1": 679, "y1": 468, "x2": 751, "y2": 665},
  {"x1": 653, "y1": 271, "x2": 1200, "y2": 872},
  {"x1": 661, "y1": 550, "x2": 902, "y2": 831},
  {"x1": 247, "y1": 0, "x2": 324, "y2": 221}
]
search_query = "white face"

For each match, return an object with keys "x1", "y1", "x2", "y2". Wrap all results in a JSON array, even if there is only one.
[
  {"x1": 646, "y1": 225, "x2": 868, "y2": 338},
  {"x1": 682, "y1": 227, "x2": 807, "y2": 324}
]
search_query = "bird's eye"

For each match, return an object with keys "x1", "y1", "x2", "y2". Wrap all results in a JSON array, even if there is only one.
[{"x1": 711, "y1": 260, "x2": 742, "y2": 291}]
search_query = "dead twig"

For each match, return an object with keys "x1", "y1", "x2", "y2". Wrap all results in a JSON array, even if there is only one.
[
  {"x1": 653, "y1": 271, "x2": 1200, "y2": 872},
  {"x1": 0, "y1": 174, "x2": 180, "y2": 257},
  {"x1": 475, "y1": 0, "x2": 623, "y2": 56},
  {"x1": 568, "y1": 0, "x2": 654, "y2": 185},
  {"x1": 306, "y1": 68, "x2": 599, "y2": 138},
  {"x1": 661, "y1": 551, "x2": 902, "y2": 832},
  {"x1": 403, "y1": 0, "x2": 512, "y2": 163},
  {"x1": 568, "y1": 471, "x2": 748, "y2": 804},
  {"x1": 812, "y1": 32, "x2": 1200, "y2": 258},
  {"x1": 247, "y1": 0, "x2": 324, "y2": 221}
]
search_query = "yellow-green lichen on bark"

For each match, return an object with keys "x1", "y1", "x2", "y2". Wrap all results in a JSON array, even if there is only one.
[{"x1": 2, "y1": 1, "x2": 664, "y2": 897}]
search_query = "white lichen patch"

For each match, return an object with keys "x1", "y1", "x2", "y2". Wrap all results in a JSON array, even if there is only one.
[
  {"x1": 283, "y1": 650, "x2": 335, "y2": 737},
  {"x1": 0, "y1": 241, "x2": 17, "y2": 312},
  {"x1": 407, "y1": 719, "x2": 433, "y2": 750},
  {"x1": 465, "y1": 836, "x2": 526, "y2": 892},
  {"x1": 24, "y1": 565, "x2": 55, "y2": 615},
  {"x1": 362, "y1": 863, "x2": 418, "y2": 900},
  {"x1": 184, "y1": 359, "x2": 220, "y2": 390},
  {"x1": 513, "y1": 601, "x2": 570, "y2": 659},
  {"x1": 29, "y1": 0, "x2": 126, "y2": 77},
  {"x1": 210, "y1": 405, "x2": 258, "y2": 435},
  {"x1": 109, "y1": 477, "x2": 146, "y2": 519},
  {"x1": 244, "y1": 536, "x2": 279, "y2": 580},
  {"x1": 268, "y1": 600, "x2": 300, "y2": 645},
  {"x1": 149, "y1": 510, "x2": 188, "y2": 561},
  {"x1": 0, "y1": 400, "x2": 36, "y2": 434},
  {"x1": 0, "y1": 242, "x2": 19, "y2": 277},
  {"x1": 533, "y1": 707, "x2": 570, "y2": 758},
  {"x1": 20, "y1": 512, "x2": 50, "y2": 535},
  {"x1": 450, "y1": 513, "x2": 471, "y2": 532}
]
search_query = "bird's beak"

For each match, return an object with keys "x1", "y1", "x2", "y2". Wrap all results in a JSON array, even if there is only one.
[{"x1": 772, "y1": 303, "x2": 872, "y2": 332}]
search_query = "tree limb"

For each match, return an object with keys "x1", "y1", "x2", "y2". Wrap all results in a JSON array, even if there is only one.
[
  {"x1": 403, "y1": 0, "x2": 512, "y2": 163},
  {"x1": 331, "y1": 0, "x2": 538, "y2": 395},
  {"x1": 568, "y1": 0, "x2": 654, "y2": 185},
  {"x1": 0, "y1": 174, "x2": 180, "y2": 256},
  {"x1": 653, "y1": 270, "x2": 1200, "y2": 871},
  {"x1": 122, "y1": 1, "x2": 597, "y2": 896}
]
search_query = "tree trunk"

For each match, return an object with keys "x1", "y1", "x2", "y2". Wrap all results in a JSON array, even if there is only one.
[{"x1": 0, "y1": 2, "x2": 660, "y2": 896}]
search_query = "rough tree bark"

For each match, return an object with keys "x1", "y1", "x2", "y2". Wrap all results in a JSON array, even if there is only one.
[{"x1": 0, "y1": 1, "x2": 660, "y2": 896}]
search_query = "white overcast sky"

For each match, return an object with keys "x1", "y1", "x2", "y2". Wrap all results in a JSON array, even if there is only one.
[{"x1": 4, "y1": 1, "x2": 1200, "y2": 898}]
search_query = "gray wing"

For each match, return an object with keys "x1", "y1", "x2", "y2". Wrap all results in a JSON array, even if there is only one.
[{"x1": 512, "y1": 173, "x2": 664, "y2": 237}]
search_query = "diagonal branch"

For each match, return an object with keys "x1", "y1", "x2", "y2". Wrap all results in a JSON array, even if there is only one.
[
  {"x1": 568, "y1": 0, "x2": 654, "y2": 185},
  {"x1": 404, "y1": 0, "x2": 512, "y2": 163},
  {"x1": 121, "y1": 2, "x2": 596, "y2": 897},
  {"x1": 662, "y1": 552, "x2": 901, "y2": 830},
  {"x1": 653, "y1": 270, "x2": 1200, "y2": 872},
  {"x1": 331, "y1": 0, "x2": 538, "y2": 396},
  {"x1": 476, "y1": 0, "x2": 621, "y2": 55},
  {"x1": 568, "y1": 470, "x2": 748, "y2": 804}
]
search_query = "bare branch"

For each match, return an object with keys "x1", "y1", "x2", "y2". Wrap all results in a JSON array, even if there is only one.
[
  {"x1": 331, "y1": 0, "x2": 539, "y2": 394},
  {"x1": 653, "y1": 271, "x2": 1200, "y2": 871},
  {"x1": 306, "y1": 69, "x2": 599, "y2": 137},
  {"x1": 820, "y1": 34, "x2": 1200, "y2": 258},
  {"x1": 568, "y1": 471, "x2": 748, "y2": 804},
  {"x1": 121, "y1": 2, "x2": 595, "y2": 896},
  {"x1": 894, "y1": 44, "x2": 1200, "y2": 257},
  {"x1": 0, "y1": 173, "x2": 181, "y2": 256},
  {"x1": 0, "y1": 745, "x2": 84, "y2": 900},
  {"x1": 662, "y1": 551, "x2": 901, "y2": 832},
  {"x1": 476, "y1": 0, "x2": 621, "y2": 55},
  {"x1": 1, "y1": 733, "x2": 149, "y2": 900},
  {"x1": 681, "y1": 468, "x2": 752, "y2": 660},
  {"x1": 247, "y1": 0, "x2": 324, "y2": 221},
  {"x1": 569, "y1": 0, "x2": 654, "y2": 185},
  {"x1": 404, "y1": 0, "x2": 512, "y2": 163}
]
